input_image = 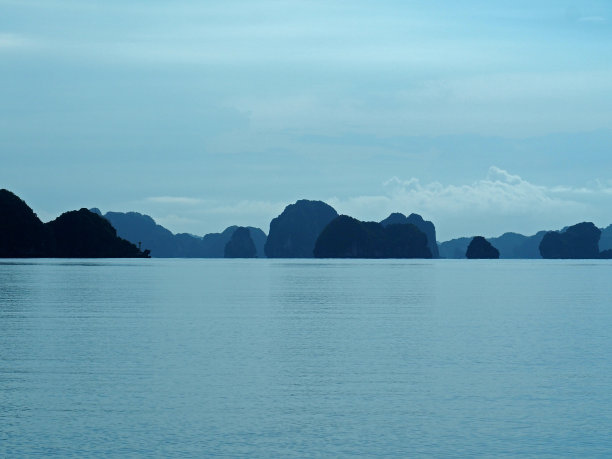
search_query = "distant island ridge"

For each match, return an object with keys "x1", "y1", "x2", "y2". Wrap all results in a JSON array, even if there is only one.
[
  {"x1": 2, "y1": 189, "x2": 612, "y2": 259},
  {"x1": 97, "y1": 209, "x2": 266, "y2": 258}
]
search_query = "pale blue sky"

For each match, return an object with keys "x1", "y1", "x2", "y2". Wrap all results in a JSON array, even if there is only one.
[{"x1": 2, "y1": 0, "x2": 612, "y2": 240}]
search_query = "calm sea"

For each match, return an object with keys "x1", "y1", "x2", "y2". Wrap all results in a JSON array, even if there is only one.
[{"x1": 1, "y1": 259, "x2": 611, "y2": 457}]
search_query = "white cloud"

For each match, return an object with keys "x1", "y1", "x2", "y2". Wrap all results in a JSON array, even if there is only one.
[
  {"x1": 328, "y1": 167, "x2": 611, "y2": 240},
  {"x1": 370, "y1": 166, "x2": 558, "y2": 214}
]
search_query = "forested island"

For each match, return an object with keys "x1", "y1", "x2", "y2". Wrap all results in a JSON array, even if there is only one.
[
  {"x1": 0, "y1": 189, "x2": 149, "y2": 258},
  {"x1": 2, "y1": 189, "x2": 612, "y2": 259},
  {"x1": 314, "y1": 215, "x2": 431, "y2": 258}
]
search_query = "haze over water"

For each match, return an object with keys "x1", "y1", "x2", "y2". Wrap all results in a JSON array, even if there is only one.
[{"x1": 1, "y1": 259, "x2": 611, "y2": 457}]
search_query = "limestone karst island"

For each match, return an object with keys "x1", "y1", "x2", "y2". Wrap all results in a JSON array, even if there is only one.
[{"x1": 2, "y1": 189, "x2": 612, "y2": 260}]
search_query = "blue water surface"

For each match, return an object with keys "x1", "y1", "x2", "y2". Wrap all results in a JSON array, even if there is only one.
[{"x1": 1, "y1": 259, "x2": 611, "y2": 457}]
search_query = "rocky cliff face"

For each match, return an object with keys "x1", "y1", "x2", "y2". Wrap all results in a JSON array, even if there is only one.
[
  {"x1": 466, "y1": 236, "x2": 500, "y2": 259},
  {"x1": 380, "y1": 212, "x2": 439, "y2": 258},
  {"x1": 265, "y1": 200, "x2": 338, "y2": 258},
  {"x1": 314, "y1": 215, "x2": 432, "y2": 258},
  {"x1": 539, "y1": 222, "x2": 601, "y2": 259},
  {"x1": 224, "y1": 227, "x2": 257, "y2": 258}
]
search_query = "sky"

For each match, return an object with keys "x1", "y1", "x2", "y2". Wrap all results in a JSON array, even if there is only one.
[{"x1": 1, "y1": 0, "x2": 612, "y2": 241}]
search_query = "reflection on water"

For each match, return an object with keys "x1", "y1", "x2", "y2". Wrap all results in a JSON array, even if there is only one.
[{"x1": 1, "y1": 259, "x2": 612, "y2": 457}]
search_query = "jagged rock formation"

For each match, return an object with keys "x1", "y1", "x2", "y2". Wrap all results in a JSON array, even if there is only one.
[
  {"x1": 380, "y1": 212, "x2": 439, "y2": 258},
  {"x1": 466, "y1": 236, "x2": 500, "y2": 259},
  {"x1": 314, "y1": 215, "x2": 432, "y2": 258},
  {"x1": 539, "y1": 222, "x2": 601, "y2": 259},
  {"x1": 102, "y1": 210, "x2": 266, "y2": 257},
  {"x1": 265, "y1": 200, "x2": 338, "y2": 258},
  {"x1": 224, "y1": 227, "x2": 256, "y2": 258},
  {"x1": 0, "y1": 190, "x2": 147, "y2": 258}
]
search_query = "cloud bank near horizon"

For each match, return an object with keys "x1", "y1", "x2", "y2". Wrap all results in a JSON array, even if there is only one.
[{"x1": 329, "y1": 167, "x2": 612, "y2": 240}]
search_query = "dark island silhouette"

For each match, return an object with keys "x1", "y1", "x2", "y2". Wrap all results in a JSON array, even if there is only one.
[
  {"x1": 539, "y1": 222, "x2": 604, "y2": 259},
  {"x1": 4, "y1": 188, "x2": 612, "y2": 261},
  {"x1": 466, "y1": 236, "x2": 500, "y2": 259},
  {"x1": 224, "y1": 227, "x2": 257, "y2": 258},
  {"x1": 47, "y1": 209, "x2": 150, "y2": 258},
  {"x1": 314, "y1": 215, "x2": 432, "y2": 258},
  {"x1": 380, "y1": 213, "x2": 439, "y2": 258},
  {"x1": 0, "y1": 189, "x2": 51, "y2": 257},
  {"x1": 0, "y1": 189, "x2": 148, "y2": 258},
  {"x1": 265, "y1": 199, "x2": 338, "y2": 258}
]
